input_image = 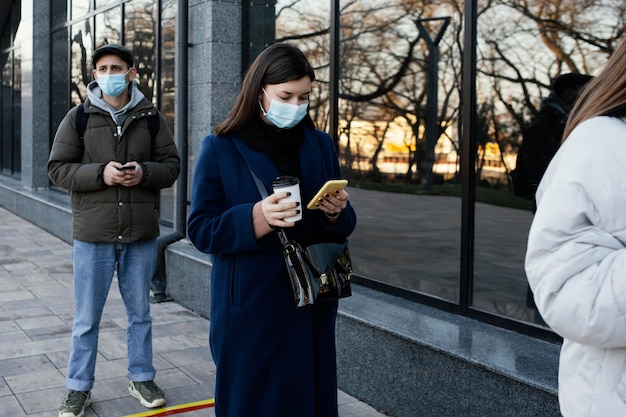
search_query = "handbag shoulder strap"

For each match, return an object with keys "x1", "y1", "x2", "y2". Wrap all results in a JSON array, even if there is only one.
[{"x1": 246, "y1": 165, "x2": 291, "y2": 248}]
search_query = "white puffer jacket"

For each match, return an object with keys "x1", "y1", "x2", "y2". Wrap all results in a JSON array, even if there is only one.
[{"x1": 526, "y1": 116, "x2": 626, "y2": 417}]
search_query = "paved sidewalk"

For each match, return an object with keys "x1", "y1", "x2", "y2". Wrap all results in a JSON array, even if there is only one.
[{"x1": 0, "y1": 207, "x2": 387, "y2": 417}]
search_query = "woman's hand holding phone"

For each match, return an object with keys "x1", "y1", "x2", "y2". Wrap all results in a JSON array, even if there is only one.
[{"x1": 307, "y1": 180, "x2": 348, "y2": 211}]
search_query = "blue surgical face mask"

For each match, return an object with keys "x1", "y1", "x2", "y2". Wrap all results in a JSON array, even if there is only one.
[
  {"x1": 259, "y1": 88, "x2": 308, "y2": 129},
  {"x1": 97, "y1": 69, "x2": 131, "y2": 97}
]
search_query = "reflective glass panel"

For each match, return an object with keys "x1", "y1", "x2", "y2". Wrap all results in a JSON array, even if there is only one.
[
  {"x1": 125, "y1": 0, "x2": 157, "y2": 102},
  {"x1": 158, "y1": 0, "x2": 177, "y2": 226},
  {"x1": 276, "y1": 0, "x2": 462, "y2": 303},
  {"x1": 472, "y1": 0, "x2": 621, "y2": 325},
  {"x1": 160, "y1": 0, "x2": 176, "y2": 131},
  {"x1": 13, "y1": 1, "x2": 24, "y2": 45},
  {"x1": 71, "y1": 0, "x2": 92, "y2": 20},
  {"x1": 70, "y1": 19, "x2": 94, "y2": 105},
  {"x1": 94, "y1": 6, "x2": 121, "y2": 51},
  {"x1": 96, "y1": 0, "x2": 119, "y2": 8}
]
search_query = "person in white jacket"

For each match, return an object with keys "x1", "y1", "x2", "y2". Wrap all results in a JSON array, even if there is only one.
[{"x1": 526, "y1": 37, "x2": 626, "y2": 417}]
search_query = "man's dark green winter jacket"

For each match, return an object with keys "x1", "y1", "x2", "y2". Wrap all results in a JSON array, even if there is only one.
[{"x1": 48, "y1": 96, "x2": 180, "y2": 243}]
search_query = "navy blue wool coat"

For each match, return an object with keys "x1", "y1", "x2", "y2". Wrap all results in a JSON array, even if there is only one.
[{"x1": 187, "y1": 128, "x2": 357, "y2": 417}]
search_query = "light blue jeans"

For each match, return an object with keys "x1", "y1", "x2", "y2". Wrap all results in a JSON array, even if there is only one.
[{"x1": 66, "y1": 239, "x2": 157, "y2": 392}]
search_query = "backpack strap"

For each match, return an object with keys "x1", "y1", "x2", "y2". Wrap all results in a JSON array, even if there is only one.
[
  {"x1": 147, "y1": 112, "x2": 160, "y2": 142},
  {"x1": 75, "y1": 103, "x2": 88, "y2": 148},
  {"x1": 147, "y1": 112, "x2": 161, "y2": 156}
]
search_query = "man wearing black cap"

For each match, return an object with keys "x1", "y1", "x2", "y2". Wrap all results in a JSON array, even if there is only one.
[{"x1": 48, "y1": 44, "x2": 180, "y2": 417}]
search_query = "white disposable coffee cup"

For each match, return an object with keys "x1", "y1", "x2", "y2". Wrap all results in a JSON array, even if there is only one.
[{"x1": 272, "y1": 176, "x2": 302, "y2": 222}]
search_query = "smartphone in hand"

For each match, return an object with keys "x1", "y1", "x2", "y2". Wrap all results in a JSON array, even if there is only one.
[
  {"x1": 118, "y1": 165, "x2": 136, "y2": 171},
  {"x1": 307, "y1": 179, "x2": 348, "y2": 210}
]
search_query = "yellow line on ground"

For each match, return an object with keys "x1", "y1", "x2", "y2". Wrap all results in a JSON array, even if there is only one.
[{"x1": 121, "y1": 398, "x2": 215, "y2": 417}]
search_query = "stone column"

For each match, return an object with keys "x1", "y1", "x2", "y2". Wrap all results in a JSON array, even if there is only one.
[{"x1": 20, "y1": 0, "x2": 51, "y2": 190}]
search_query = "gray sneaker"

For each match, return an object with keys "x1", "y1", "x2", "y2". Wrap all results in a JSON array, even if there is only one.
[
  {"x1": 128, "y1": 380, "x2": 166, "y2": 408},
  {"x1": 59, "y1": 390, "x2": 91, "y2": 417}
]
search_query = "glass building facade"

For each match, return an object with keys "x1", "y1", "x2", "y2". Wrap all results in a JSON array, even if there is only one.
[{"x1": 1, "y1": 0, "x2": 623, "y2": 342}]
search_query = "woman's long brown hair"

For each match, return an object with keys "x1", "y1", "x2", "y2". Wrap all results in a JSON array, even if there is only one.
[
  {"x1": 214, "y1": 43, "x2": 316, "y2": 136},
  {"x1": 562, "y1": 38, "x2": 626, "y2": 142}
]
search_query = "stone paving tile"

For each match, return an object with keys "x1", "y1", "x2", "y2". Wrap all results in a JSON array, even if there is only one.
[
  {"x1": 0, "y1": 355, "x2": 58, "y2": 377},
  {"x1": 0, "y1": 280, "x2": 24, "y2": 291},
  {"x1": 16, "y1": 316, "x2": 65, "y2": 330},
  {"x1": 152, "y1": 317, "x2": 209, "y2": 337},
  {"x1": 0, "y1": 320, "x2": 20, "y2": 333},
  {"x1": 90, "y1": 358, "x2": 129, "y2": 381},
  {"x1": 0, "y1": 330, "x2": 32, "y2": 345},
  {"x1": 149, "y1": 354, "x2": 176, "y2": 373},
  {"x1": 22, "y1": 324, "x2": 73, "y2": 342},
  {"x1": 0, "y1": 376, "x2": 11, "y2": 397},
  {"x1": 14, "y1": 385, "x2": 68, "y2": 415},
  {"x1": 152, "y1": 334, "x2": 206, "y2": 353},
  {"x1": 0, "y1": 337, "x2": 69, "y2": 360},
  {"x1": 28, "y1": 286, "x2": 72, "y2": 301},
  {"x1": 45, "y1": 303, "x2": 76, "y2": 319},
  {"x1": 0, "y1": 290, "x2": 35, "y2": 303},
  {"x1": 5, "y1": 368, "x2": 66, "y2": 394},
  {"x1": 44, "y1": 351, "x2": 69, "y2": 370},
  {"x1": 13, "y1": 410, "x2": 57, "y2": 417},
  {"x1": 159, "y1": 346, "x2": 213, "y2": 369},
  {"x1": 154, "y1": 367, "x2": 200, "y2": 390},
  {"x1": 0, "y1": 301, "x2": 54, "y2": 317},
  {"x1": 176, "y1": 362, "x2": 216, "y2": 385},
  {"x1": 0, "y1": 394, "x2": 29, "y2": 416}
]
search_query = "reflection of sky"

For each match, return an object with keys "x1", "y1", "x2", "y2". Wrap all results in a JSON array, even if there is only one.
[{"x1": 477, "y1": 2, "x2": 616, "y2": 99}]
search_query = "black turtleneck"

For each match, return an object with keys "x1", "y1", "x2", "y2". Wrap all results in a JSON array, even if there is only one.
[{"x1": 238, "y1": 116, "x2": 305, "y2": 177}]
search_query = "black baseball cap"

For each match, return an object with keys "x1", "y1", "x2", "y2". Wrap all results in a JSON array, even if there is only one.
[{"x1": 92, "y1": 44, "x2": 134, "y2": 68}]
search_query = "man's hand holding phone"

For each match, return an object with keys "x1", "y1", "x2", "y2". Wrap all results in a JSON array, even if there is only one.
[{"x1": 104, "y1": 161, "x2": 142, "y2": 187}]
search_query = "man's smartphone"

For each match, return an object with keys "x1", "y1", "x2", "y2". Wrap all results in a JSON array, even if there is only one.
[
  {"x1": 307, "y1": 179, "x2": 348, "y2": 210},
  {"x1": 119, "y1": 165, "x2": 136, "y2": 171}
]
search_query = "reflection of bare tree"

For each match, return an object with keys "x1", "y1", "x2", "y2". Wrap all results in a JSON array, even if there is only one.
[
  {"x1": 277, "y1": 0, "x2": 623, "y2": 190},
  {"x1": 125, "y1": 0, "x2": 157, "y2": 102},
  {"x1": 277, "y1": 0, "x2": 463, "y2": 187},
  {"x1": 71, "y1": 29, "x2": 90, "y2": 103},
  {"x1": 479, "y1": 0, "x2": 625, "y2": 187},
  {"x1": 159, "y1": 0, "x2": 177, "y2": 131},
  {"x1": 97, "y1": 10, "x2": 122, "y2": 50}
]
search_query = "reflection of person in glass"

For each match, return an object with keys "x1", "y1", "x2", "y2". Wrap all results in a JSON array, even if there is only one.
[
  {"x1": 187, "y1": 43, "x2": 357, "y2": 417},
  {"x1": 514, "y1": 73, "x2": 592, "y2": 322},
  {"x1": 526, "y1": 37, "x2": 626, "y2": 417},
  {"x1": 48, "y1": 44, "x2": 180, "y2": 417},
  {"x1": 512, "y1": 73, "x2": 592, "y2": 206}
]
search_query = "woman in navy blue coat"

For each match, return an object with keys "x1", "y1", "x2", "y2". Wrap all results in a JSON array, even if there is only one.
[{"x1": 187, "y1": 43, "x2": 357, "y2": 417}]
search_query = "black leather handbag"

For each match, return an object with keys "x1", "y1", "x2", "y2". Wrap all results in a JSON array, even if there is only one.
[
  {"x1": 277, "y1": 228, "x2": 352, "y2": 307},
  {"x1": 247, "y1": 166, "x2": 353, "y2": 308}
]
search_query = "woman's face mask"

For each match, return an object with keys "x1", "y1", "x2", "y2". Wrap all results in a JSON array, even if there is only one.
[
  {"x1": 97, "y1": 69, "x2": 131, "y2": 97},
  {"x1": 259, "y1": 88, "x2": 308, "y2": 129}
]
